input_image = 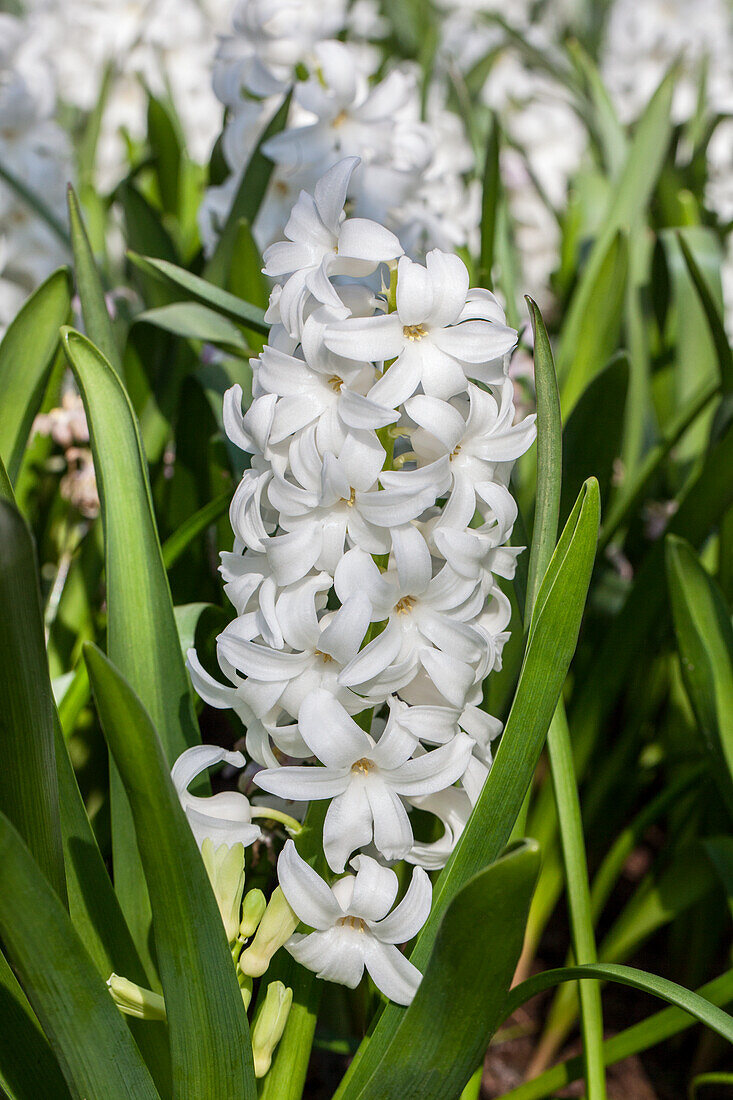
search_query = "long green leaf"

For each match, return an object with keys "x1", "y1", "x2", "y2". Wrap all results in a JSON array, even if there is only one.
[
  {"x1": 0, "y1": 502, "x2": 66, "y2": 901},
  {"x1": 337, "y1": 841, "x2": 540, "y2": 1100},
  {"x1": 128, "y1": 253, "x2": 269, "y2": 334},
  {"x1": 676, "y1": 231, "x2": 733, "y2": 392},
  {"x1": 162, "y1": 492, "x2": 230, "y2": 569},
  {"x1": 478, "y1": 113, "x2": 500, "y2": 289},
  {"x1": 560, "y1": 231, "x2": 628, "y2": 411},
  {"x1": 67, "y1": 186, "x2": 121, "y2": 371},
  {"x1": 503, "y1": 962, "x2": 733, "y2": 1045},
  {"x1": 84, "y1": 644, "x2": 256, "y2": 1100},
  {"x1": 524, "y1": 296, "x2": 561, "y2": 619},
  {"x1": 0, "y1": 949, "x2": 71, "y2": 1100},
  {"x1": 502, "y1": 968, "x2": 733, "y2": 1099},
  {"x1": 338, "y1": 479, "x2": 600, "y2": 1090},
  {"x1": 61, "y1": 327, "x2": 201, "y2": 976},
  {"x1": 558, "y1": 67, "x2": 674, "y2": 378},
  {"x1": 0, "y1": 267, "x2": 71, "y2": 482},
  {"x1": 0, "y1": 811, "x2": 160, "y2": 1100},
  {"x1": 53, "y1": 713, "x2": 173, "y2": 1097},
  {"x1": 136, "y1": 302, "x2": 249, "y2": 353},
  {"x1": 667, "y1": 535, "x2": 733, "y2": 817},
  {"x1": 205, "y1": 92, "x2": 291, "y2": 287}
]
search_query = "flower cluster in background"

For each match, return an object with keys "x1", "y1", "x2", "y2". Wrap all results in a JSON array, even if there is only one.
[
  {"x1": 1, "y1": 0, "x2": 732, "y2": 338},
  {"x1": 200, "y1": 0, "x2": 480, "y2": 262},
  {"x1": 0, "y1": 13, "x2": 70, "y2": 335},
  {"x1": 185, "y1": 156, "x2": 536, "y2": 1002}
]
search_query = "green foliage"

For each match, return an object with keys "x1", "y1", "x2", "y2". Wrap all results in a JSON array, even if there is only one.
[
  {"x1": 84, "y1": 644, "x2": 257, "y2": 1099},
  {"x1": 1, "y1": 30, "x2": 732, "y2": 1100}
]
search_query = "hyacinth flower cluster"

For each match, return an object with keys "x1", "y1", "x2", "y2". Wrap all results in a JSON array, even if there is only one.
[{"x1": 177, "y1": 155, "x2": 536, "y2": 1009}]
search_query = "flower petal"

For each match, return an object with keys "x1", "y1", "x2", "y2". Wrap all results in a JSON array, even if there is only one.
[
  {"x1": 277, "y1": 839, "x2": 342, "y2": 930},
  {"x1": 366, "y1": 780, "x2": 413, "y2": 862},
  {"x1": 299, "y1": 690, "x2": 372, "y2": 766},
  {"x1": 361, "y1": 937, "x2": 422, "y2": 1005},
  {"x1": 371, "y1": 865, "x2": 432, "y2": 944},
  {"x1": 314, "y1": 157, "x2": 359, "y2": 235},
  {"x1": 323, "y1": 781, "x2": 374, "y2": 872},
  {"x1": 348, "y1": 854, "x2": 399, "y2": 921}
]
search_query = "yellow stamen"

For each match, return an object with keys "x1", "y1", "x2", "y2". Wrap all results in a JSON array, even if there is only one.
[
  {"x1": 328, "y1": 375, "x2": 344, "y2": 391},
  {"x1": 403, "y1": 324, "x2": 428, "y2": 341},
  {"x1": 351, "y1": 758, "x2": 374, "y2": 775},
  {"x1": 394, "y1": 596, "x2": 416, "y2": 614}
]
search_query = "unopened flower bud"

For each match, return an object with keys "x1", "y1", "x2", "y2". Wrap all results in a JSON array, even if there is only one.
[
  {"x1": 201, "y1": 838, "x2": 246, "y2": 945},
  {"x1": 251, "y1": 981, "x2": 293, "y2": 1078},
  {"x1": 240, "y1": 888, "x2": 267, "y2": 939},
  {"x1": 238, "y1": 887, "x2": 298, "y2": 977},
  {"x1": 107, "y1": 974, "x2": 166, "y2": 1021}
]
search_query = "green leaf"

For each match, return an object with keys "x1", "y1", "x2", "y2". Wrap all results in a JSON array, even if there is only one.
[
  {"x1": 336, "y1": 841, "x2": 540, "y2": 1100},
  {"x1": 84, "y1": 644, "x2": 257, "y2": 1100},
  {"x1": 53, "y1": 713, "x2": 172, "y2": 1095},
  {"x1": 560, "y1": 231, "x2": 628, "y2": 411},
  {"x1": 524, "y1": 296, "x2": 562, "y2": 620},
  {"x1": 0, "y1": 502, "x2": 66, "y2": 901},
  {"x1": 501, "y1": 967, "x2": 733, "y2": 1099},
  {"x1": 0, "y1": 811, "x2": 161, "y2": 1100},
  {"x1": 0, "y1": 452, "x2": 12, "y2": 502},
  {"x1": 703, "y1": 837, "x2": 733, "y2": 921},
  {"x1": 205, "y1": 92, "x2": 291, "y2": 287},
  {"x1": 478, "y1": 113, "x2": 500, "y2": 289},
  {"x1": 561, "y1": 354, "x2": 628, "y2": 525},
  {"x1": 503, "y1": 962, "x2": 733, "y2": 1046},
  {"x1": 339, "y1": 480, "x2": 600, "y2": 1091},
  {"x1": 558, "y1": 66, "x2": 675, "y2": 381},
  {"x1": 61, "y1": 327, "x2": 201, "y2": 977},
  {"x1": 162, "y1": 492, "x2": 230, "y2": 569},
  {"x1": 0, "y1": 949, "x2": 71, "y2": 1100},
  {"x1": 136, "y1": 302, "x2": 248, "y2": 353},
  {"x1": 676, "y1": 231, "x2": 733, "y2": 392},
  {"x1": 147, "y1": 94, "x2": 182, "y2": 218},
  {"x1": 0, "y1": 267, "x2": 72, "y2": 482},
  {"x1": 667, "y1": 535, "x2": 733, "y2": 817},
  {"x1": 567, "y1": 40, "x2": 627, "y2": 177},
  {"x1": 659, "y1": 228, "x2": 722, "y2": 460},
  {"x1": 128, "y1": 253, "x2": 269, "y2": 334},
  {"x1": 229, "y1": 219, "x2": 269, "y2": 352},
  {"x1": 67, "y1": 186, "x2": 121, "y2": 372}
]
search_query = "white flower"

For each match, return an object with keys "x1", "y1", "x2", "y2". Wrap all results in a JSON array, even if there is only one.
[
  {"x1": 335, "y1": 526, "x2": 486, "y2": 706},
  {"x1": 324, "y1": 251, "x2": 517, "y2": 405},
  {"x1": 216, "y1": 586, "x2": 372, "y2": 720},
  {"x1": 262, "y1": 157, "x2": 403, "y2": 336},
  {"x1": 255, "y1": 689, "x2": 473, "y2": 870},
  {"x1": 277, "y1": 839, "x2": 431, "y2": 1004},
  {"x1": 171, "y1": 745, "x2": 261, "y2": 849},
  {"x1": 405, "y1": 380, "x2": 536, "y2": 530},
  {"x1": 264, "y1": 440, "x2": 449, "y2": 584}
]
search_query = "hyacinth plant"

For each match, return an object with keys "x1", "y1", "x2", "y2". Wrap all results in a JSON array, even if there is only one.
[{"x1": 2, "y1": 5, "x2": 733, "y2": 1098}]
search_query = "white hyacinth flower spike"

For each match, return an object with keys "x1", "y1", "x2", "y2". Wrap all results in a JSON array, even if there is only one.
[{"x1": 278, "y1": 839, "x2": 431, "y2": 1005}]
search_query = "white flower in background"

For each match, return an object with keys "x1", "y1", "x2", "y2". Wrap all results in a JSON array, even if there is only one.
[
  {"x1": 171, "y1": 745, "x2": 262, "y2": 849},
  {"x1": 277, "y1": 840, "x2": 430, "y2": 1004},
  {"x1": 325, "y1": 252, "x2": 517, "y2": 405},
  {"x1": 0, "y1": 14, "x2": 70, "y2": 334},
  {"x1": 203, "y1": 2, "x2": 479, "y2": 262},
  {"x1": 256, "y1": 689, "x2": 473, "y2": 870},
  {"x1": 27, "y1": 0, "x2": 230, "y2": 188}
]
